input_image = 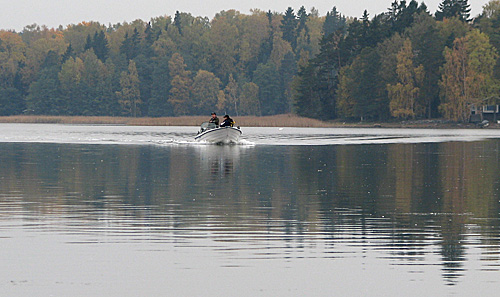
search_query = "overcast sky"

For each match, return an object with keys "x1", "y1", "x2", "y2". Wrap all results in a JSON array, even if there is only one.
[{"x1": 0, "y1": 0, "x2": 491, "y2": 31}]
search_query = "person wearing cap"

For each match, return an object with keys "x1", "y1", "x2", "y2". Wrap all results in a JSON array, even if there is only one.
[
  {"x1": 220, "y1": 115, "x2": 235, "y2": 127},
  {"x1": 209, "y1": 112, "x2": 219, "y2": 126}
]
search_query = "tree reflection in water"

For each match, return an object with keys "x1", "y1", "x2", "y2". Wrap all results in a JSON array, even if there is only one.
[{"x1": 0, "y1": 141, "x2": 499, "y2": 287}]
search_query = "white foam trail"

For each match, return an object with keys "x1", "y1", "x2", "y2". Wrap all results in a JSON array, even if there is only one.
[{"x1": 237, "y1": 139, "x2": 255, "y2": 146}]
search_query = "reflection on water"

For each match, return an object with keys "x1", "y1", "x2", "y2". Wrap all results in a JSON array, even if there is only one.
[{"x1": 1, "y1": 141, "x2": 500, "y2": 295}]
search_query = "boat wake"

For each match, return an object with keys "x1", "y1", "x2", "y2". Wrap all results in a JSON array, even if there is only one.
[
  {"x1": 2, "y1": 123, "x2": 500, "y2": 146},
  {"x1": 159, "y1": 139, "x2": 255, "y2": 146}
]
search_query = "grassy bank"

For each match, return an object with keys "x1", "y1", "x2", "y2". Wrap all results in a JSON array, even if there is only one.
[{"x1": 0, "y1": 114, "x2": 495, "y2": 128}]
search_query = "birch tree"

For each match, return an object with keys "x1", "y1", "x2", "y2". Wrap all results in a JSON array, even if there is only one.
[
  {"x1": 387, "y1": 39, "x2": 424, "y2": 119},
  {"x1": 439, "y1": 30, "x2": 498, "y2": 122}
]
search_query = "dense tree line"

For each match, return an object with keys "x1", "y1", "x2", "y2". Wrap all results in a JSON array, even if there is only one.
[
  {"x1": 0, "y1": 0, "x2": 498, "y2": 122},
  {"x1": 295, "y1": 0, "x2": 500, "y2": 122}
]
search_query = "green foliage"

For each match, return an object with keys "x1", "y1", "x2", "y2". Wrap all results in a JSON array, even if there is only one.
[
  {"x1": 293, "y1": 63, "x2": 322, "y2": 118},
  {"x1": 322, "y1": 7, "x2": 346, "y2": 37},
  {"x1": 116, "y1": 60, "x2": 141, "y2": 116},
  {"x1": 148, "y1": 56, "x2": 172, "y2": 116},
  {"x1": 239, "y1": 82, "x2": 260, "y2": 115},
  {"x1": 439, "y1": 30, "x2": 498, "y2": 121},
  {"x1": 253, "y1": 62, "x2": 284, "y2": 115},
  {"x1": 120, "y1": 29, "x2": 140, "y2": 61},
  {"x1": 476, "y1": 1, "x2": 500, "y2": 79},
  {"x1": 0, "y1": 5, "x2": 499, "y2": 121},
  {"x1": 26, "y1": 67, "x2": 62, "y2": 114},
  {"x1": 406, "y1": 13, "x2": 445, "y2": 118},
  {"x1": 387, "y1": 39, "x2": 424, "y2": 119},
  {"x1": 0, "y1": 87, "x2": 24, "y2": 115},
  {"x1": 168, "y1": 53, "x2": 191, "y2": 115},
  {"x1": 337, "y1": 48, "x2": 387, "y2": 121},
  {"x1": 191, "y1": 70, "x2": 221, "y2": 114}
]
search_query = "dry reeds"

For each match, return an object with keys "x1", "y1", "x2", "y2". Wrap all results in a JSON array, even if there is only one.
[
  {"x1": 0, "y1": 116, "x2": 132, "y2": 124},
  {"x1": 235, "y1": 114, "x2": 332, "y2": 127},
  {"x1": 0, "y1": 114, "x2": 333, "y2": 127}
]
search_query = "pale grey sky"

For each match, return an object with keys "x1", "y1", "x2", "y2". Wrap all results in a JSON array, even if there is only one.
[{"x1": 0, "y1": 0, "x2": 491, "y2": 31}]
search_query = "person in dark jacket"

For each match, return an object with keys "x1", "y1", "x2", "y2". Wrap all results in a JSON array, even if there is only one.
[
  {"x1": 220, "y1": 115, "x2": 235, "y2": 127},
  {"x1": 209, "y1": 112, "x2": 219, "y2": 126}
]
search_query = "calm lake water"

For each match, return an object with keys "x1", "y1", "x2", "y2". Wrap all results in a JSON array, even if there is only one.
[{"x1": 1, "y1": 124, "x2": 500, "y2": 296}]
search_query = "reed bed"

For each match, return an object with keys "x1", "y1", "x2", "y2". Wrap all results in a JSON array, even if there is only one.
[
  {"x1": 0, "y1": 115, "x2": 491, "y2": 128},
  {"x1": 0, "y1": 114, "x2": 334, "y2": 127}
]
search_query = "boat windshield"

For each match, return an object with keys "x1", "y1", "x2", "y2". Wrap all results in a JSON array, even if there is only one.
[{"x1": 200, "y1": 122, "x2": 217, "y2": 132}]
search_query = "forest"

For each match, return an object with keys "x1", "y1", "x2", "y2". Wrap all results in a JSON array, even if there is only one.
[{"x1": 0, "y1": 0, "x2": 498, "y2": 122}]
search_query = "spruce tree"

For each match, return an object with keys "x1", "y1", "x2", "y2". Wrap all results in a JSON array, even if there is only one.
[
  {"x1": 174, "y1": 11, "x2": 182, "y2": 35},
  {"x1": 257, "y1": 11, "x2": 274, "y2": 65},
  {"x1": 435, "y1": 0, "x2": 471, "y2": 22},
  {"x1": 61, "y1": 44, "x2": 73, "y2": 64},
  {"x1": 296, "y1": 6, "x2": 309, "y2": 44},
  {"x1": 322, "y1": 7, "x2": 346, "y2": 37},
  {"x1": 280, "y1": 7, "x2": 298, "y2": 50},
  {"x1": 84, "y1": 34, "x2": 92, "y2": 52},
  {"x1": 93, "y1": 31, "x2": 109, "y2": 62}
]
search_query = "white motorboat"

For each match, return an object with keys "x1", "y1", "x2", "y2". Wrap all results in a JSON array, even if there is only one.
[{"x1": 195, "y1": 122, "x2": 242, "y2": 144}]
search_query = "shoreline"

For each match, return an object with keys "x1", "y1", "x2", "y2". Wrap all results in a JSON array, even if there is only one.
[{"x1": 0, "y1": 114, "x2": 497, "y2": 129}]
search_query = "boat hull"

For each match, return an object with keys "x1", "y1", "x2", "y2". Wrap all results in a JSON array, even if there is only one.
[{"x1": 195, "y1": 127, "x2": 242, "y2": 144}]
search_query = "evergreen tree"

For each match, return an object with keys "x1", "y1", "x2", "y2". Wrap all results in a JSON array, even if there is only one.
[
  {"x1": 280, "y1": 7, "x2": 298, "y2": 50},
  {"x1": 174, "y1": 11, "x2": 182, "y2": 35},
  {"x1": 133, "y1": 55, "x2": 154, "y2": 115},
  {"x1": 26, "y1": 63, "x2": 62, "y2": 115},
  {"x1": 143, "y1": 22, "x2": 156, "y2": 58},
  {"x1": 337, "y1": 48, "x2": 387, "y2": 121},
  {"x1": 293, "y1": 63, "x2": 321, "y2": 118},
  {"x1": 387, "y1": 0, "x2": 425, "y2": 34},
  {"x1": 84, "y1": 34, "x2": 93, "y2": 52},
  {"x1": 307, "y1": 29, "x2": 346, "y2": 119},
  {"x1": 41, "y1": 50, "x2": 61, "y2": 70},
  {"x1": 26, "y1": 72, "x2": 61, "y2": 115},
  {"x1": 435, "y1": 0, "x2": 471, "y2": 22},
  {"x1": 253, "y1": 63, "x2": 284, "y2": 115},
  {"x1": 296, "y1": 6, "x2": 310, "y2": 46},
  {"x1": 144, "y1": 22, "x2": 154, "y2": 45},
  {"x1": 148, "y1": 56, "x2": 171, "y2": 116},
  {"x1": 406, "y1": 13, "x2": 444, "y2": 118},
  {"x1": 120, "y1": 29, "x2": 140, "y2": 61},
  {"x1": 61, "y1": 44, "x2": 74, "y2": 64},
  {"x1": 341, "y1": 18, "x2": 363, "y2": 62},
  {"x1": 361, "y1": 10, "x2": 372, "y2": 48},
  {"x1": 93, "y1": 30, "x2": 109, "y2": 61},
  {"x1": 280, "y1": 52, "x2": 297, "y2": 113},
  {"x1": 0, "y1": 87, "x2": 24, "y2": 115},
  {"x1": 322, "y1": 7, "x2": 346, "y2": 37},
  {"x1": 257, "y1": 10, "x2": 274, "y2": 65}
]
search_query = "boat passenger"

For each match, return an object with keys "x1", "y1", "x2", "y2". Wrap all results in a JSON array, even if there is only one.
[
  {"x1": 220, "y1": 115, "x2": 235, "y2": 127},
  {"x1": 209, "y1": 112, "x2": 219, "y2": 127}
]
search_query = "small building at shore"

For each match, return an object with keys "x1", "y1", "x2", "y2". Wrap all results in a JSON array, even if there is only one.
[{"x1": 470, "y1": 96, "x2": 500, "y2": 123}]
